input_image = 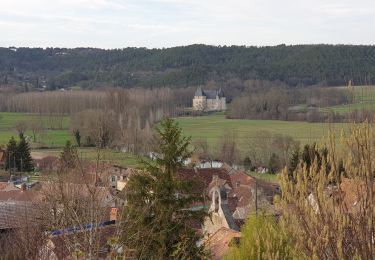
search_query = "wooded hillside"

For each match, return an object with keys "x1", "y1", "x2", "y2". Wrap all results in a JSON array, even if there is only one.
[{"x1": 1, "y1": 44, "x2": 375, "y2": 90}]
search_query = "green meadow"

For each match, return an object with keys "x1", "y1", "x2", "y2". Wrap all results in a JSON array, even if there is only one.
[
  {"x1": 0, "y1": 112, "x2": 139, "y2": 167},
  {"x1": 321, "y1": 85, "x2": 375, "y2": 114},
  {"x1": 0, "y1": 111, "x2": 354, "y2": 166},
  {"x1": 175, "y1": 114, "x2": 349, "y2": 146},
  {"x1": 0, "y1": 112, "x2": 71, "y2": 147}
]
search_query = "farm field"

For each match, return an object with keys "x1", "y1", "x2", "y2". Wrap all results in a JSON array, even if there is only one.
[
  {"x1": 175, "y1": 114, "x2": 350, "y2": 146},
  {"x1": 322, "y1": 85, "x2": 375, "y2": 114},
  {"x1": 1, "y1": 111, "x2": 353, "y2": 148},
  {"x1": 0, "y1": 112, "x2": 71, "y2": 147},
  {"x1": 0, "y1": 111, "x2": 355, "y2": 165},
  {"x1": 321, "y1": 102, "x2": 375, "y2": 114}
]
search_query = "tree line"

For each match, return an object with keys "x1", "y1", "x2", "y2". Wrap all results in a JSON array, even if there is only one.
[{"x1": 1, "y1": 44, "x2": 375, "y2": 90}]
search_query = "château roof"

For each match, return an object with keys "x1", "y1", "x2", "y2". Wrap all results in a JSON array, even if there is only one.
[{"x1": 195, "y1": 87, "x2": 225, "y2": 99}]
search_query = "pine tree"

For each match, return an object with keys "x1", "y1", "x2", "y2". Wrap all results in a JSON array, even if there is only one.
[
  {"x1": 5, "y1": 137, "x2": 18, "y2": 170},
  {"x1": 121, "y1": 118, "x2": 207, "y2": 259},
  {"x1": 17, "y1": 135, "x2": 34, "y2": 172},
  {"x1": 73, "y1": 129, "x2": 81, "y2": 147}
]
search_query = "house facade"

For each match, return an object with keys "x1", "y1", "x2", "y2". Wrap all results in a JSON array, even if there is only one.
[{"x1": 192, "y1": 86, "x2": 226, "y2": 111}]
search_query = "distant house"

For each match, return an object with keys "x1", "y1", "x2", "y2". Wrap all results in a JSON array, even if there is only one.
[
  {"x1": 192, "y1": 86, "x2": 226, "y2": 111},
  {"x1": 106, "y1": 165, "x2": 136, "y2": 191}
]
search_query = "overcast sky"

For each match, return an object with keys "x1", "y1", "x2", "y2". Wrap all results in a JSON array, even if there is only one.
[{"x1": 1, "y1": 0, "x2": 374, "y2": 48}]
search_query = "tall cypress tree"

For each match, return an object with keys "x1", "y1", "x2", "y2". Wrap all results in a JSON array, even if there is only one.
[
  {"x1": 60, "y1": 140, "x2": 78, "y2": 170},
  {"x1": 121, "y1": 118, "x2": 207, "y2": 259},
  {"x1": 17, "y1": 135, "x2": 34, "y2": 172},
  {"x1": 5, "y1": 137, "x2": 18, "y2": 170}
]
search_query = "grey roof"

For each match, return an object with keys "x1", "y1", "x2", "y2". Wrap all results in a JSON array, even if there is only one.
[
  {"x1": 0, "y1": 201, "x2": 41, "y2": 230},
  {"x1": 203, "y1": 90, "x2": 218, "y2": 99},
  {"x1": 195, "y1": 87, "x2": 225, "y2": 99}
]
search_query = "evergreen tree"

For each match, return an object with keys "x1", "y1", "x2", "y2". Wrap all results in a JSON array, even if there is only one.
[
  {"x1": 60, "y1": 141, "x2": 78, "y2": 170},
  {"x1": 5, "y1": 137, "x2": 17, "y2": 170},
  {"x1": 288, "y1": 146, "x2": 300, "y2": 174},
  {"x1": 121, "y1": 118, "x2": 207, "y2": 259},
  {"x1": 17, "y1": 135, "x2": 34, "y2": 172},
  {"x1": 73, "y1": 129, "x2": 81, "y2": 147},
  {"x1": 243, "y1": 156, "x2": 252, "y2": 171}
]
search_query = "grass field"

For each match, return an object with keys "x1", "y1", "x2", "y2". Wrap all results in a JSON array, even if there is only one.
[
  {"x1": 0, "y1": 112, "x2": 71, "y2": 147},
  {"x1": 320, "y1": 102, "x2": 375, "y2": 114},
  {"x1": 0, "y1": 111, "x2": 354, "y2": 168},
  {"x1": 175, "y1": 114, "x2": 349, "y2": 146},
  {"x1": 322, "y1": 85, "x2": 375, "y2": 114},
  {"x1": 0, "y1": 111, "x2": 353, "y2": 148}
]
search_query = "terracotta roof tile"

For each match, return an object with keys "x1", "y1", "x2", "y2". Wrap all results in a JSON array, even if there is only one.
[
  {"x1": 0, "y1": 190, "x2": 42, "y2": 202},
  {"x1": 206, "y1": 227, "x2": 241, "y2": 260}
]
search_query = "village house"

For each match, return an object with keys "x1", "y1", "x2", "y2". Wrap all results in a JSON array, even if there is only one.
[
  {"x1": 0, "y1": 183, "x2": 43, "y2": 232},
  {"x1": 192, "y1": 86, "x2": 226, "y2": 111},
  {"x1": 178, "y1": 165, "x2": 280, "y2": 234},
  {"x1": 106, "y1": 165, "x2": 135, "y2": 191}
]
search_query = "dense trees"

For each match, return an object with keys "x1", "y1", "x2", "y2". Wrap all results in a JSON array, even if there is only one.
[
  {"x1": 227, "y1": 122, "x2": 375, "y2": 259},
  {"x1": 227, "y1": 84, "x2": 351, "y2": 121},
  {"x1": 5, "y1": 135, "x2": 34, "y2": 172},
  {"x1": 1, "y1": 45, "x2": 375, "y2": 90},
  {"x1": 225, "y1": 214, "x2": 295, "y2": 260},
  {"x1": 277, "y1": 123, "x2": 375, "y2": 259},
  {"x1": 121, "y1": 118, "x2": 207, "y2": 259}
]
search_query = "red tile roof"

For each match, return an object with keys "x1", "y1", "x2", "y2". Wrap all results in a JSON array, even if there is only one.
[
  {"x1": 206, "y1": 227, "x2": 241, "y2": 260},
  {"x1": 178, "y1": 167, "x2": 280, "y2": 221},
  {"x1": 0, "y1": 190, "x2": 42, "y2": 202}
]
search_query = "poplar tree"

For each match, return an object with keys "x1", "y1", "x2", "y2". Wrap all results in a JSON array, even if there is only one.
[{"x1": 121, "y1": 118, "x2": 207, "y2": 259}]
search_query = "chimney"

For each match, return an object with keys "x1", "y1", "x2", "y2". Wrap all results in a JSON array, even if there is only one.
[{"x1": 110, "y1": 207, "x2": 119, "y2": 222}]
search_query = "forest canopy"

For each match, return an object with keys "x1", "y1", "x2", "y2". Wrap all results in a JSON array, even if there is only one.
[{"x1": 1, "y1": 44, "x2": 375, "y2": 90}]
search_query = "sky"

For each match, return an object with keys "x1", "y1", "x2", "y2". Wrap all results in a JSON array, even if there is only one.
[{"x1": 0, "y1": 0, "x2": 375, "y2": 48}]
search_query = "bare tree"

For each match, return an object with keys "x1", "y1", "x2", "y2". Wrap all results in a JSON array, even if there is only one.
[
  {"x1": 218, "y1": 130, "x2": 239, "y2": 165},
  {"x1": 28, "y1": 118, "x2": 45, "y2": 142},
  {"x1": 278, "y1": 122, "x2": 375, "y2": 259},
  {"x1": 15, "y1": 120, "x2": 28, "y2": 138}
]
